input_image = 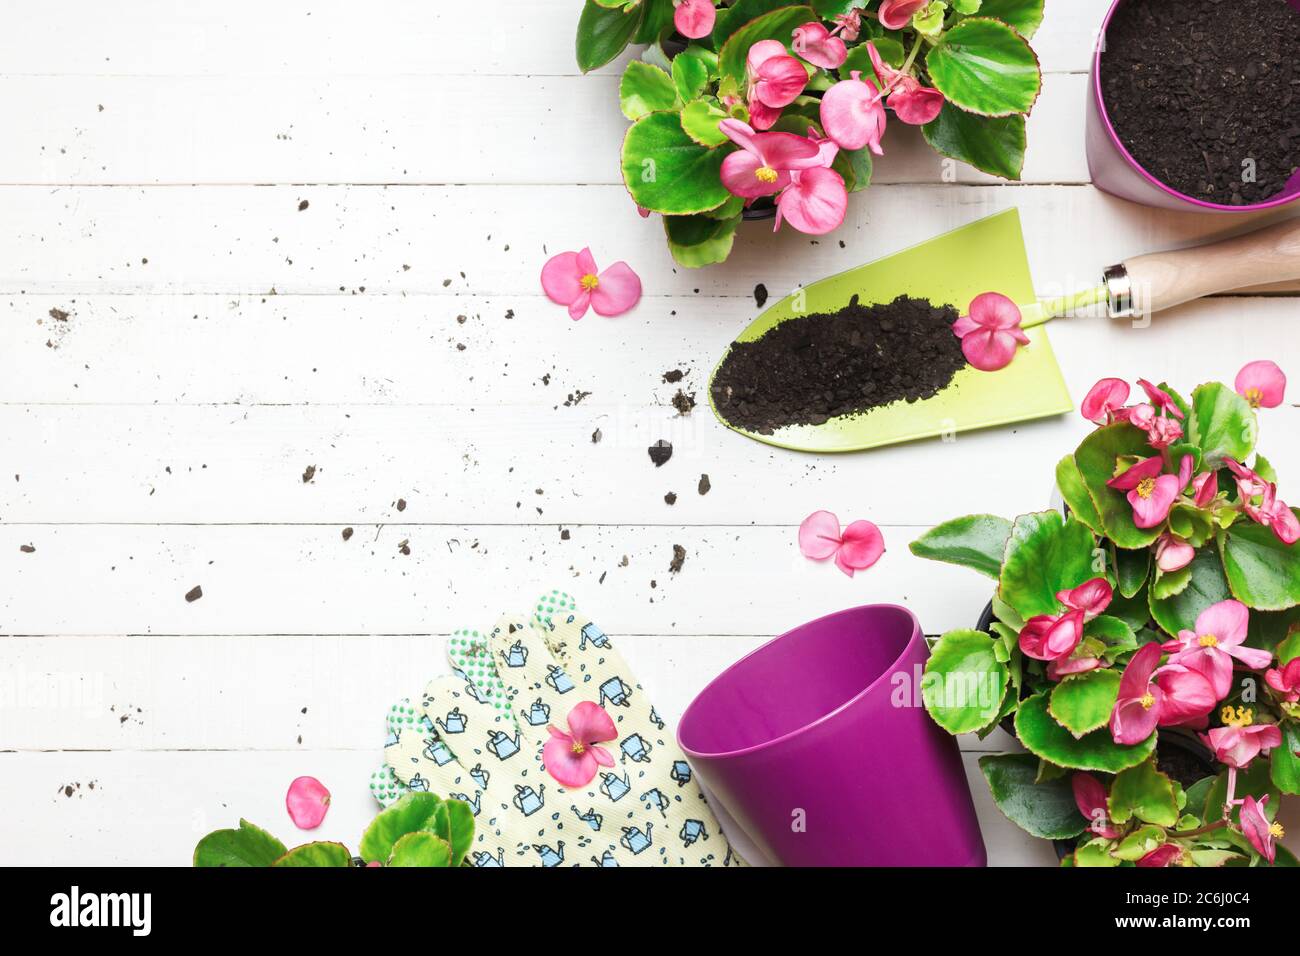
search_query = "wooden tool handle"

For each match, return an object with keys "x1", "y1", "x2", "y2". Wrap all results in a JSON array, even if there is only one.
[{"x1": 1123, "y1": 217, "x2": 1300, "y2": 315}]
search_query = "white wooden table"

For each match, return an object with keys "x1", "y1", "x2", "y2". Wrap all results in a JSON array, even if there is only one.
[{"x1": 2, "y1": 0, "x2": 1297, "y2": 866}]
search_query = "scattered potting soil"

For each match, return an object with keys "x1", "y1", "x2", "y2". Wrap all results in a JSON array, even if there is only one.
[
  {"x1": 671, "y1": 389, "x2": 696, "y2": 415},
  {"x1": 698, "y1": 473, "x2": 711, "y2": 495},
  {"x1": 648, "y1": 440, "x2": 673, "y2": 467},
  {"x1": 753, "y1": 283, "x2": 768, "y2": 308},
  {"x1": 669, "y1": 544, "x2": 687, "y2": 574},
  {"x1": 1102, "y1": 0, "x2": 1300, "y2": 205},
  {"x1": 185, "y1": 585, "x2": 203, "y2": 603},
  {"x1": 711, "y1": 294, "x2": 965, "y2": 434}
]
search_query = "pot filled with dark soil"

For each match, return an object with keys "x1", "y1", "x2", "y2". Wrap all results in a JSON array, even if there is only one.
[{"x1": 1087, "y1": 0, "x2": 1300, "y2": 211}]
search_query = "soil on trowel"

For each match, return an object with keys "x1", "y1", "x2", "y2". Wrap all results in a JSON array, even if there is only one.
[
  {"x1": 710, "y1": 294, "x2": 965, "y2": 434},
  {"x1": 1101, "y1": 0, "x2": 1300, "y2": 205}
]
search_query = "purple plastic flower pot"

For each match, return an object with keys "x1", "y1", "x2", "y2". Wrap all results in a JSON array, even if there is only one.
[
  {"x1": 677, "y1": 604, "x2": 987, "y2": 867},
  {"x1": 1087, "y1": 0, "x2": 1300, "y2": 212}
]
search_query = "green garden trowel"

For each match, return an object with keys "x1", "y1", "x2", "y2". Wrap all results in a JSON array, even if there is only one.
[{"x1": 709, "y1": 209, "x2": 1300, "y2": 453}]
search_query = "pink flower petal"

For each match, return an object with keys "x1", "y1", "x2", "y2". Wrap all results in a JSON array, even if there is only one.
[
  {"x1": 792, "y1": 21, "x2": 848, "y2": 70},
  {"x1": 888, "y1": 82, "x2": 945, "y2": 125},
  {"x1": 673, "y1": 0, "x2": 716, "y2": 40},
  {"x1": 286, "y1": 775, "x2": 331, "y2": 830},
  {"x1": 1235, "y1": 360, "x2": 1286, "y2": 409},
  {"x1": 1047, "y1": 654, "x2": 1101, "y2": 680},
  {"x1": 968, "y1": 292, "x2": 1023, "y2": 330},
  {"x1": 1137, "y1": 844, "x2": 1183, "y2": 867},
  {"x1": 757, "y1": 131, "x2": 824, "y2": 170},
  {"x1": 1072, "y1": 773, "x2": 1119, "y2": 838},
  {"x1": 835, "y1": 520, "x2": 885, "y2": 571},
  {"x1": 564, "y1": 700, "x2": 618, "y2": 745},
  {"x1": 540, "y1": 251, "x2": 586, "y2": 306},
  {"x1": 960, "y1": 328, "x2": 1021, "y2": 372},
  {"x1": 543, "y1": 734, "x2": 599, "y2": 787},
  {"x1": 1153, "y1": 664, "x2": 1217, "y2": 727},
  {"x1": 1240, "y1": 795, "x2": 1276, "y2": 863},
  {"x1": 1128, "y1": 473, "x2": 1180, "y2": 528},
  {"x1": 1106, "y1": 454, "x2": 1164, "y2": 492},
  {"x1": 1057, "y1": 578, "x2": 1113, "y2": 620},
  {"x1": 775, "y1": 165, "x2": 847, "y2": 235},
  {"x1": 820, "y1": 72, "x2": 886, "y2": 154},
  {"x1": 1081, "y1": 378, "x2": 1131, "y2": 424},
  {"x1": 747, "y1": 98, "x2": 783, "y2": 131},
  {"x1": 877, "y1": 0, "x2": 928, "y2": 30},
  {"x1": 747, "y1": 39, "x2": 787, "y2": 74},
  {"x1": 799, "y1": 510, "x2": 842, "y2": 560},
  {"x1": 720, "y1": 150, "x2": 788, "y2": 198},
  {"x1": 1156, "y1": 534, "x2": 1195, "y2": 573},
  {"x1": 568, "y1": 290, "x2": 591, "y2": 321},
  {"x1": 718, "y1": 117, "x2": 759, "y2": 153},
  {"x1": 590, "y1": 261, "x2": 642, "y2": 317},
  {"x1": 1137, "y1": 379, "x2": 1184, "y2": 419},
  {"x1": 753, "y1": 52, "x2": 808, "y2": 109}
]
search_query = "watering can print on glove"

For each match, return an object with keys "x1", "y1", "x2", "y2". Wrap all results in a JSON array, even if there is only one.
[{"x1": 374, "y1": 592, "x2": 745, "y2": 867}]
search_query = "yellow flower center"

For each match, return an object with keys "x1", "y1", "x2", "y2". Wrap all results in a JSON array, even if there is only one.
[
  {"x1": 580, "y1": 273, "x2": 600, "y2": 291},
  {"x1": 1221, "y1": 705, "x2": 1254, "y2": 727},
  {"x1": 1270, "y1": 822, "x2": 1285, "y2": 839},
  {"x1": 1246, "y1": 387, "x2": 1263, "y2": 408},
  {"x1": 1136, "y1": 477, "x2": 1157, "y2": 499},
  {"x1": 755, "y1": 166, "x2": 779, "y2": 184},
  {"x1": 1140, "y1": 693, "x2": 1156, "y2": 710},
  {"x1": 571, "y1": 741, "x2": 586, "y2": 755},
  {"x1": 1199, "y1": 633, "x2": 1219, "y2": 648}
]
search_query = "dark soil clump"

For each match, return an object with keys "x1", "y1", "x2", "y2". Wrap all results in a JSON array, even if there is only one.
[
  {"x1": 711, "y1": 294, "x2": 965, "y2": 434},
  {"x1": 1102, "y1": 0, "x2": 1300, "y2": 205}
]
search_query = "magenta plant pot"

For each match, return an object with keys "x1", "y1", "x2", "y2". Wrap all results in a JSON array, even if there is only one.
[
  {"x1": 677, "y1": 604, "x2": 987, "y2": 867},
  {"x1": 1087, "y1": 0, "x2": 1300, "y2": 213}
]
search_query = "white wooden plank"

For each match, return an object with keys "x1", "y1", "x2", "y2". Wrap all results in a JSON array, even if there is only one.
[
  {"x1": 8, "y1": 294, "x2": 1297, "y2": 408},
  {"x1": 2, "y1": 184, "x2": 1293, "y2": 297},
  {"x1": 0, "y1": 748, "x2": 1088, "y2": 866},
  {"x1": 0, "y1": 0, "x2": 1109, "y2": 78},
  {"x1": 0, "y1": 73, "x2": 1088, "y2": 185},
  {"x1": 0, "y1": 523, "x2": 1006, "y2": 638}
]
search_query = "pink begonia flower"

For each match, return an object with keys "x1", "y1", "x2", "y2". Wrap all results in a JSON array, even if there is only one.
[
  {"x1": 866, "y1": 42, "x2": 945, "y2": 125},
  {"x1": 1136, "y1": 379, "x2": 1185, "y2": 420},
  {"x1": 1019, "y1": 609, "x2": 1084, "y2": 663},
  {"x1": 831, "y1": 9, "x2": 862, "y2": 41},
  {"x1": 1081, "y1": 378, "x2": 1131, "y2": 425},
  {"x1": 1244, "y1": 482, "x2": 1300, "y2": 545},
  {"x1": 1265, "y1": 658, "x2": 1300, "y2": 703},
  {"x1": 1072, "y1": 773, "x2": 1120, "y2": 839},
  {"x1": 1155, "y1": 533, "x2": 1195, "y2": 574},
  {"x1": 792, "y1": 21, "x2": 848, "y2": 70},
  {"x1": 952, "y1": 292, "x2": 1029, "y2": 372},
  {"x1": 1137, "y1": 844, "x2": 1184, "y2": 868},
  {"x1": 1201, "y1": 723, "x2": 1283, "y2": 770},
  {"x1": 746, "y1": 40, "x2": 808, "y2": 130},
  {"x1": 877, "y1": 0, "x2": 929, "y2": 30},
  {"x1": 673, "y1": 0, "x2": 716, "y2": 40},
  {"x1": 1110, "y1": 642, "x2": 1165, "y2": 745},
  {"x1": 1105, "y1": 455, "x2": 1186, "y2": 529},
  {"x1": 820, "y1": 71, "x2": 887, "y2": 154},
  {"x1": 1058, "y1": 578, "x2": 1113, "y2": 621},
  {"x1": 1235, "y1": 360, "x2": 1286, "y2": 409},
  {"x1": 1162, "y1": 599, "x2": 1274, "y2": 700},
  {"x1": 541, "y1": 248, "x2": 641, "y2": 321},
  {"x1": 776, "y1": 164, "x2": 849, "y2": 235},
  {"x1": 799, "y1": 510, "x2": 885, "y2": 577},
  {"x1": 717, "y1": 118, "x2": 821, "y2": 198},
  {"x1": 1152, "y1": 662, "x2": 1218, "y2": 729},
  {"x1": 543, "y1": 701, "x2": 617, "y2": 787},
  {"x1": 1226, "y1": 458, "x2": 1267, "y2": 498},
  {"x1": 1191, "y1": 471, "x2": 1218, "y2": 508},
  {"x1": 286, "y1": 776, "x2": 331, "y2": 829},
  {"x1": 1240, "y1": 794, "x2": 1281, "y2": 864},
  {"x1": 1142, "y1": 414, "x2": 1184, "y2": 450}
]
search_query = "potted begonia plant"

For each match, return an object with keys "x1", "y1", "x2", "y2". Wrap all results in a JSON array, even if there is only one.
[
  {"x1": 910, "y1": 364, "x2": 1300, "y2": 866},
  {"x1": 575, "y1": 0, "x2": 1045, "y2": 266}
]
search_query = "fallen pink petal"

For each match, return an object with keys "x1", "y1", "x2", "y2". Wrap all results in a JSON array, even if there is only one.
[
  {"x1": 543, "y1": 701, "x2": 618, "y2": 788},
  {"x1": 540, "y1": 248, "x2": 642, "y2": 321},
  {"x1": 798, "y1": 511, "x2": 884, "y2": 576},
  {"x1": 286, "y1": 775, "x2": 331, "y2": 830},
  {"x1": 953, "y1": 292, "x2": 1029, "y2": 372}
]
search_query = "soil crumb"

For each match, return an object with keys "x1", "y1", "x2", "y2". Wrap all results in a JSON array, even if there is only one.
[
  {"x1": 669, "y1": 544, "x2": 687, "y2": 574},
  {"x1": 754, "y1": 283, "x2": 769, "y2": 308},
  {"x1": 698, "y1": 474, "x2": 711, "y2": 495},
  {"x1": 663, "y1": 369, "x2": 685, "y2": 384},
  {"x1": 671, "y1": 389, "x2": 696, "y2": 416},
  {"x1": 1102, "y1": 0, "x2": 1300, "y2": 204},
  {"x1": 648, "y1": 440, "x2": 673, "y2": 467},
  {"x1": 185, "y1": 585, "x2": 203, "y2": 603},
  {"x1": 711, "y1": 294, "x2": 965, "y2": 434}
]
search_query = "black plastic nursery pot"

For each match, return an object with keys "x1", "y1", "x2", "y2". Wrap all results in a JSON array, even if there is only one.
[
  {"x1": 1088, "y1": 0, "x2": 1300, "y2": 211},
  {"x1": 973, "y1": 601, "x2": 1217, "y2": 861}
]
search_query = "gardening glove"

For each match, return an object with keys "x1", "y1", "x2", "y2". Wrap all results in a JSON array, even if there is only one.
[{"x1": 383, "y1": 606, "x2": 743, "y2": 866}]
